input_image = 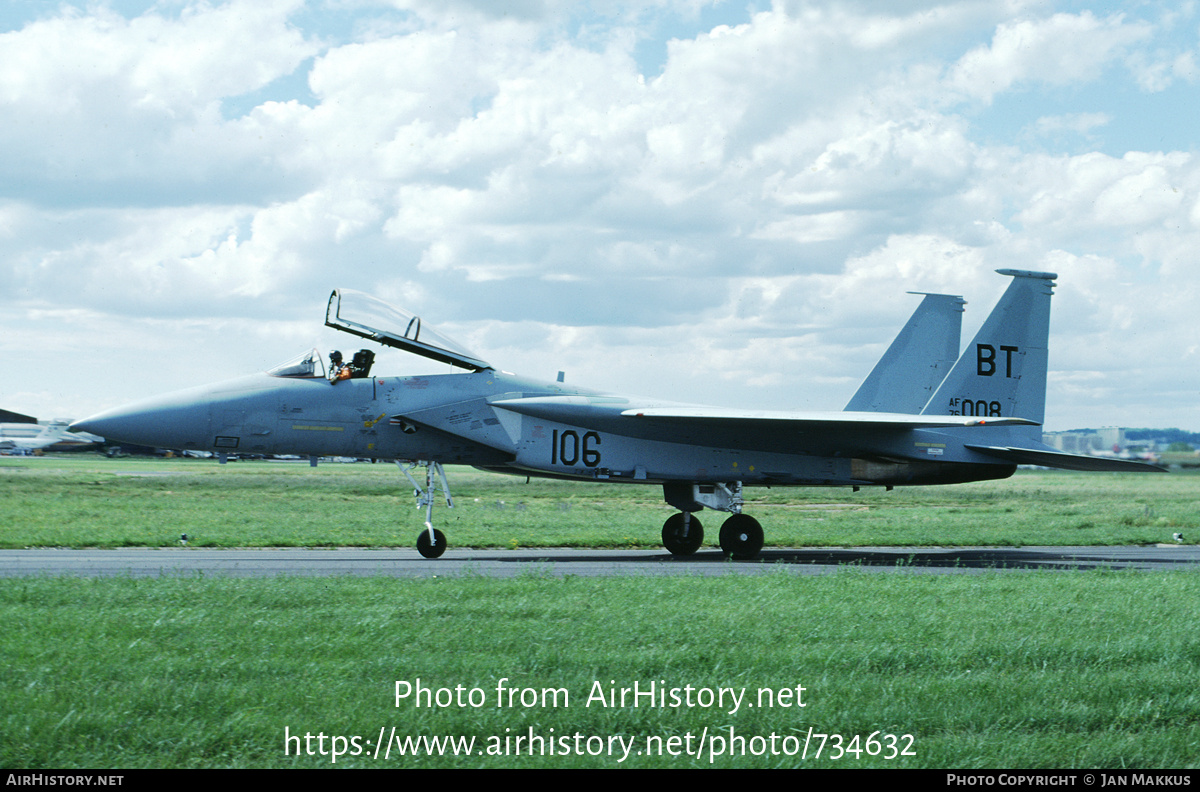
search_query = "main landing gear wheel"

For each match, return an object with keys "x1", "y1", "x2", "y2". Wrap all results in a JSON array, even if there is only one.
[
  {"x1": 719, "y1": 514, "x2": 764, "y2": 560},
  {"x1": 662, "y1": 512, "x2": 704, "y2": 556},
  {"x1": 416, "y1": 528, "x2": 447, "y2": 559}
]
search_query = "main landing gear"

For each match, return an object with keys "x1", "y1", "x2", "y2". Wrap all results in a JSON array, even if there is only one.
[
  {"x1": 661, "y1": 482, "x2": 765, "y2": 560},
  {"x1": 661, "y1": 512, "x2": 704, "y2": 556},
  {"x1": 661, "y1": 512, "x2": 764, "y2": 559},
  {"x1": 717, "y1": 513, "x2": 764, "y2": 560}
]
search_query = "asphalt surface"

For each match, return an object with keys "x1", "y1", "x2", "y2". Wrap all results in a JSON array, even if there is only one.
[{"x1": 2, "y1": 545, "x2": 1198, "y2": 578}]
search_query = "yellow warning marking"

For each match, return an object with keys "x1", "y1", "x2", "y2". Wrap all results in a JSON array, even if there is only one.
[{"x1": 293, "y1": 425, "x2": 345, "y2": 432}]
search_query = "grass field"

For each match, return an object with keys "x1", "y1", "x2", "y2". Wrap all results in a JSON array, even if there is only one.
[
  {"x1": 3, "y1": 573, "x2": 1199, "y2": 768},
  {"x1": 2, "y1": 455, "x2": 1199, "y2": 769},
  {"x1": 0, "y1": 455, "x2": 1195, "y2": 549}
]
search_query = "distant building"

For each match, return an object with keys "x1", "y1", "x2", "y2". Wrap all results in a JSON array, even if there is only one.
[
  {"x1": 1043, "y1": 427, "x2": 1127, "y2": 455},
  {"x1": 1095, "y1": 426, "x2": 1125, "y2": 450}
]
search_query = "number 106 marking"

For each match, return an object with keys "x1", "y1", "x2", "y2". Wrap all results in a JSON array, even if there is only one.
[{"x1": 551, "y1": 430, "x2": 602, "y2": 467}]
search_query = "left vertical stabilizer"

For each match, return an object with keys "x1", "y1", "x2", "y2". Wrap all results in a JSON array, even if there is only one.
[{"x1": 845, "y1": 292, "x2": 964, "y2": 413}]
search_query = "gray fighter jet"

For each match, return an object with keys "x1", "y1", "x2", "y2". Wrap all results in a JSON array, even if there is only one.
[{"x1": 71, "y1": 269, "x2": 1162, "y2": 559}]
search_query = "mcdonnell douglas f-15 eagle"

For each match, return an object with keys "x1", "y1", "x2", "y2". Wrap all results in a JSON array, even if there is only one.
[{"x1": 71, "y1": 270, "x2": 1162, "y2": 559}]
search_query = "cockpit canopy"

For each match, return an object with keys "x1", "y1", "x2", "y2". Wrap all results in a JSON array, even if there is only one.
[
  {"x1": 267, "y1": 291, "x2": 490, "y2": 379},
  {"x1": 325, "y1": 289, "x2": 490, "y2": 372}
]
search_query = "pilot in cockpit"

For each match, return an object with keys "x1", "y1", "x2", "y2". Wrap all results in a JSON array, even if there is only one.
[{"x1": 328, "y1": 349, "x2": 375, "y2": 383}]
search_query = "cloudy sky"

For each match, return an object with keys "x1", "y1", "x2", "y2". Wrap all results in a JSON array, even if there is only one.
[{"x1": 3, "y1": 0, "x2": 1198, "y2": 431}]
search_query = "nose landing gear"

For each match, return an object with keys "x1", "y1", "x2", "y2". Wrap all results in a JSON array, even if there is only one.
[{"x1": 398, "y1": 461, "x2": 453, "y2": 558}]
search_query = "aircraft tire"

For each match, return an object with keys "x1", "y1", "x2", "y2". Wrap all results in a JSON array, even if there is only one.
[
  {"x1": 661, "y1": 512, "x2": 704, "y2": 556},
  {"x1": 416, "y1": 528, "x2": 447, "y2": 559},
  {"x1": 719, "y1": 514, "x2": 764, "y2": 560}
]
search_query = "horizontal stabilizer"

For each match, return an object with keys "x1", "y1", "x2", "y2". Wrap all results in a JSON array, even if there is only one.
[{"x1": 966, "y1": 445, "x2": 1166, "y2": 472}]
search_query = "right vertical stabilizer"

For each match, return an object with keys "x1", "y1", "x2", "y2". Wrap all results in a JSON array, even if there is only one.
[{"x1": 922, "y1": 270, "x2": 1056, "y2": 438}]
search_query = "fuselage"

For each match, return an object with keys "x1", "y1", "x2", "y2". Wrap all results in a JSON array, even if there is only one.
[{"x1": 71, "y1": 367, "x2": 1015, "y2": 488}]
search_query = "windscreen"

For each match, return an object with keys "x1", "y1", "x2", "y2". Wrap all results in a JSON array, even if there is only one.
[{"x1": 267, "y1": 349, "x2": 326, "y2": 378}]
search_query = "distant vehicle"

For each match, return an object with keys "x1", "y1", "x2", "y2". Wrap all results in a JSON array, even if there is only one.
[
  {"x1": 0, "y1": 422, "x2": 102, "y2": 454},
  {"x1": 72, "y1": 270, "x2": 1162, "y2": 558}
]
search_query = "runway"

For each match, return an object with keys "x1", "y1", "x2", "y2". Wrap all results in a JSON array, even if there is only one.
[{"x1": 2, "y1": 545, "x2": 1198, "y2": 578}]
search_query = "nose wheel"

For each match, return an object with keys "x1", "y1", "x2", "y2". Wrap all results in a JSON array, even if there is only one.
[
  {"x1": 416, "y1": 526, "x2": 447, "y2": 559},
  {"x1": 719, "y1": 514, "x2": 764, "y2": 559}
]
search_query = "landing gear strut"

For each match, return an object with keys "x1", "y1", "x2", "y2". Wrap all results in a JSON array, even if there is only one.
[
  {"x1": 661, "y1": 512, "x2": 704, "y2": 556},
  {"x1": 398, "y1": 461, "x2": 453, "y2": 558}
]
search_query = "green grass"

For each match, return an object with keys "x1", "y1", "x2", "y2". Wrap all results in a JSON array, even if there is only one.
[
  {"x1": 0, "y1": 455, "x2": 1195, "y2": 549},
  {"x1": 3, "y1": 573, "x2": 1200, "y2": 768},
  {"x1": 3, "y1": 455, "x2": 1199, "y2": 768}
]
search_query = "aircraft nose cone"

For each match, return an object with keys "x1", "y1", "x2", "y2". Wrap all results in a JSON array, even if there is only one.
[{"x1": 71, "y1": 392, "x2": 212, "y2": 449}]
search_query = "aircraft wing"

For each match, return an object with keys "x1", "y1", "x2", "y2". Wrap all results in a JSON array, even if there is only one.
[
  {"x1": 619, "y1": 406, "x2": 1033, "y2": 428},
  {"x1": 615, "y1": 407, "x2": 1035, "y2": 455},
  {"x1": 489, "y1": 395, "x2": 1036, "y2": 456},
  {"x1": 490, "y1": 396, "x2": 1033, "y2": 428}
]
